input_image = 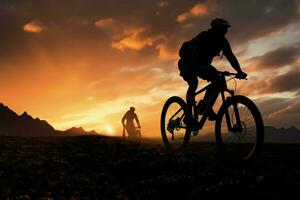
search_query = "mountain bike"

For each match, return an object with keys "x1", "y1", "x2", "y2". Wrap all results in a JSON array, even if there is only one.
[
  {"x1": 160, "y1": 71, "x2": 264, "y2": 160},
  {"x1": 123, "y1": 126, "x2": 142, "y2": 141}
]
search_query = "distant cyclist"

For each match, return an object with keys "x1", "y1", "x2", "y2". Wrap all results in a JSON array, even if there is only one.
[
  {"x1": 122, "y1": 107, "x2": 141, "y2": 138},
  {"x1": 178, "y1": 18, "x2": 247, "y2": 128}
]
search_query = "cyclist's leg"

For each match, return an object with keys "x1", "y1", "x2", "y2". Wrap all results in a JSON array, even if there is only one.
[
  {"x1": 198, "y1": 65, "x2": 220, "y2": 119},
  {"x1": 186, "y1": 75, "x2": 198, "y2": 128},
  {"x1": 126, "y1": 123, "x2": 135, "y2": 138},
  {"x1": 136, "y1": 130, "x2": 141, "y2": 138}
]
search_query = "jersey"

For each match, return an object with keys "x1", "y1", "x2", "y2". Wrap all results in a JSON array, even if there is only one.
[
  {"x1": 192, "y1": 29, "x2": 239, "y2": 69},
  {"x1": 178, "y1": 29, "x2": 240, "y2": 81},
  {"x1": 122, "y1": 111, "x2": 139, "y2": 126}
]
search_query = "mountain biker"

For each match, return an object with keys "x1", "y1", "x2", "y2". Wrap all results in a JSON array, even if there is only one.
[
  {"x1": 122, "y1": 107, "x2": 141, "y2": 138},
  {"x1": 178, "y1": 18, "x2": 247, "y2": 129}
]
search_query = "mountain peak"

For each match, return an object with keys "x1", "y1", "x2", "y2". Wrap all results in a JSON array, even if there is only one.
[
  {"x1": 89, "y1": 130, "x2": 98, "y2": 135},
  {"x1": 0, "y1": 103, "x2": 102, "y2": 137},
  {"x1": 21, "y1": 111, "x2": 28, "y2": 116},
  {"x1": 68, "y1": 127, "x2": 85, "y2": 132},
  {"x1": 0, "y1": 104, "x2": 55, "y2": 137},
  {"x1": 20, "y1": 112, "x2": 33, "y2": 120},
  {"x1": 65, "y1": 127, "x2": 99, "y2": 135},
  {"x1": 265, "y1": 126, "x2": 300, "y2": 143},
  {"x1": 0, "y1": 103, "x2": 19, "y2": 120},
  {"x1": 287, "y1": 126, "x2": 298, "y2": 131}
]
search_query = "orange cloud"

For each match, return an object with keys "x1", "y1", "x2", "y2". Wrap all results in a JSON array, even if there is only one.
[
  {"x1": 156, "y1": 43, "x2": 178, "y2": 60},
  {"x1": 191, "y1": 4, "x2": 209, "y2": 16},
  {"x1": 23, "y1": 20, "x2": 44, "y2": 33},
  {"x1": 157, "y1": 1, "x2": 168, "y2": 8},
  {"x1": 177, "y1": 3, "x2": 209, "y2": 23},
  {"x1": 111, "y1": 28, "x2": 154, "y2": 51},
  {"x1": 96, "y1": 19, "x2": 165, "y2": 52},
  {"x1": 94, "y1": 17, "x2": 115, "y2": 29},
  {"x1": 177, "y1": 13, "x2": 189, "y2": 23}
]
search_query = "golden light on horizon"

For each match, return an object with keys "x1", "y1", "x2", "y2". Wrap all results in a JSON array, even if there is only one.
[{"x1": 105, "y1": 125, "x2": 114, "y2": 135}]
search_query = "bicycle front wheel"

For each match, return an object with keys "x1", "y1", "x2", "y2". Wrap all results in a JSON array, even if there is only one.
[
  {"x1": 215, "y1": 95, "x2": 264, "y2": 160},
  {"x1": 161, "y1": 96, "x2": 191, "y2": 149}
]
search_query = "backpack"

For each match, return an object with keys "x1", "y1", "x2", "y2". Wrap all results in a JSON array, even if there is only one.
[
  {"x1": 178, "y1": 40, "x2": 195, "y2": 80},
  {"x1": 179, "y1": 40, "x2": 194, "y2": 59}
]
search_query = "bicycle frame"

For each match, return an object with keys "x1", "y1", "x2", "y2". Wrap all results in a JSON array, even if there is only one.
[{"x1": 168, "y1": 73, "x2": 243, "y2": 132}]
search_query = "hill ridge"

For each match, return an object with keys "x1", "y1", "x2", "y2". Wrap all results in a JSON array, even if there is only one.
[{"x1": 0, "y1": 103, "x2": 100, "y2": 137}]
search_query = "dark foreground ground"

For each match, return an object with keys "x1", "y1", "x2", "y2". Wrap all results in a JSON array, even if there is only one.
[{"x1": 0, "y1": 135, "x2": 299, "y2": 200}]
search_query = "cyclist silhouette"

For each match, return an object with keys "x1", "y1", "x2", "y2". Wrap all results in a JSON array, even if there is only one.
[
  {"x1": 178, "y1": 18, "x2": 247, "y2": 129},
  {"x1": 122, "y1": 107, "x2": 141, "y2": 138}
]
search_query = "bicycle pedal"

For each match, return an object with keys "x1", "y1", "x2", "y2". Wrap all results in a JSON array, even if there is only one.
[{"x1": 192, "y1": 130, "x2": 199, "y2": 136}]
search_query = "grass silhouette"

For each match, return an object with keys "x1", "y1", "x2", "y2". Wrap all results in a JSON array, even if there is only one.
[{"x1": 0, "y1": 135, "x2": 299, "y2": 199}]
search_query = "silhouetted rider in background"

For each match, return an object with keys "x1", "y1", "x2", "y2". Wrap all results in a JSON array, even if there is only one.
[
  {"x1": 122, "y1": 107, "x2": 141, "y2": 138},
  {"x1": 178, "y1": 18, "x2": 247, "y2": 128}
]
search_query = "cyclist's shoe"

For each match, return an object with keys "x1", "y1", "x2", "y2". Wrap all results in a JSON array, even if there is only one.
[
  {"x1": 197, "y1": 101, "x2": 217, "y2": 121},
  {"x1": 192, "y1": 130, "x2": 199, "y2": 136}
]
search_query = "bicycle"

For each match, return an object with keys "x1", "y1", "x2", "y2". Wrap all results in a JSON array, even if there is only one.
[
  {"x1": 160, "y1": 71, "x2": 264, "y2": 160},
  {"x1": 123, "y1": 126, "x2": 142, "y2": 141}
]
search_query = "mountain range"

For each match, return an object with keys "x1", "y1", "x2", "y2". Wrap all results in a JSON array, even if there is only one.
[
  {"x1": 264, "y1": 126, "x2": 300, "y2": 143},
  {"x1": 0, "y1": 103, "x2": 100, "y2": 137},
  {"x1": 1, "y1": 103, "x2": 300, "y2": 142}
]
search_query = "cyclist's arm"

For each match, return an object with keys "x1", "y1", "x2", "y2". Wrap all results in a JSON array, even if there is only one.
[
  {"x1": 121, "y1": 113, "x2": 127, "y2": 126},
  {"x1": 134, "y1": 114, "x2": 141, "y2": 128},
  {"x1": 223, "y1": 39, "x2": 243, "y2": 73}
]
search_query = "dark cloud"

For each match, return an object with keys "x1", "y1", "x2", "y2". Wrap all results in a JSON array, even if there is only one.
[
  {"x1": 267, "y1": 99, "x2": 300, "y2": 128},
  {"x1": 0, "y1": 0, "x2": 298, "y2": 80},
  {"x1": 239, "y1": 67, "x2": 300, "y2": 95},
  {"x1": 214, "y1": 0, "x2": 299, "y2": 45},
  {"x1": 256, "y1": 97, "x2": 295, "y2": 116},
  {"x1": 158, "y1": 0, "x2": 300, "y2": 68},
  {"x1": 254, "y1": 97, "x2": 300, "y2": 128},
  {"x1": 248, "y1": 45, "x2": 300, "y2": 70},
  {"x1": 0, "y1": 0, "x2": 298, "y2": 65},
  {"x1": 267, "y1": 69, "x2": 300, "y2": 93},
  {"x1": 151, "y1": 0, "x2": 299, "y2": 46}
]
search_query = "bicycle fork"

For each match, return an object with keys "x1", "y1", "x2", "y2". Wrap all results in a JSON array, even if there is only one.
[{"x1": 221, "y1": 91, "x2": 243, "y2": 133}]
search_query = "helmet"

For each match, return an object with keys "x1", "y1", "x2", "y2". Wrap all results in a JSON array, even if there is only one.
[
  {"x1": 210, "y1": 18, "x2": 231, "y2": 28},
  {"x1": 130, "y1": 107, "x2": 135, "y2": 111}
]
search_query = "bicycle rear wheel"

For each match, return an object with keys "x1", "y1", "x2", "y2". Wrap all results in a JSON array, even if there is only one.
[
  {"x1": 215, "y1": 95, "x2": 264, "y2": 160},
  {"x1": 161, "y1": 96, "x2": 191, "y2": 149}
]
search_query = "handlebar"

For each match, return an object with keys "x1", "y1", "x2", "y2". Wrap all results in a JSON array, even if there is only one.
[
  {"x1": 218, "y1": 71, "x2": 247, "y2": 80},
  {"x1": 218, "y1": 71, "x2": 237, "y2": 76}
]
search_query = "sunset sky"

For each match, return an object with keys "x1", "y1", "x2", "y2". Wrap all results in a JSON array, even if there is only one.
[{"x1": 1, "y1": 0, "x2": 300, "y2": 137}]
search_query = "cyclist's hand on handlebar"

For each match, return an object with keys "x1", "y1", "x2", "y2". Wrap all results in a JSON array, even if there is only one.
[{"x1": 236, "y1": 71, "x2": 247, "y2": 79}]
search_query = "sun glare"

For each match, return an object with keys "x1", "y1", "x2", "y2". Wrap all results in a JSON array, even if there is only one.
[{"x1": 105, "y1": 125, "x2": 114, "y2": 135}]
